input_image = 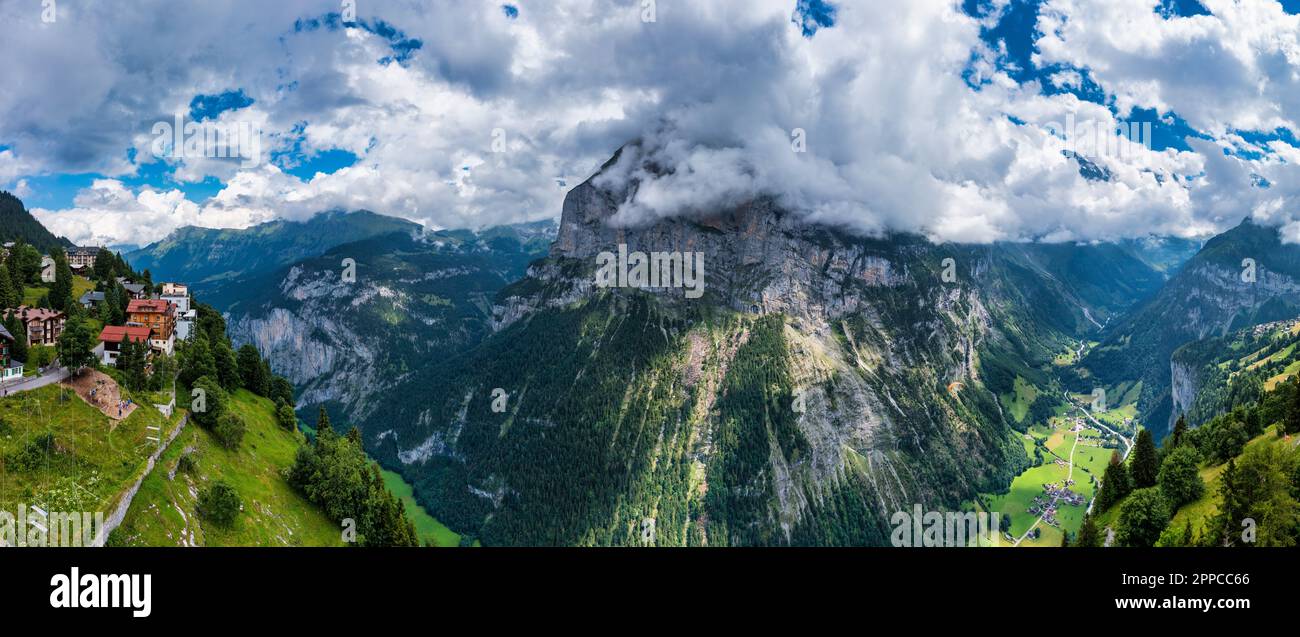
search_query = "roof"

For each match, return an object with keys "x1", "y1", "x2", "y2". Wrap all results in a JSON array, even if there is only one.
[
  {"x1": 0, "y1": 323, "x2": 12, "y2": 342},
  {"x1": 5, "y1": 307, "x2": 65, "y2": 322},
  {"x1": 99, "y1": 325, "x2": 152, "y2": 344},
  {"x1": 69, "y1": 246, "x2": 100, "y2": 256},
  {"x1": 127, "y1": 299, "x2": 172, "y2": 314},
  {"x1": 80, "y1": 291, "x2": 106, "y2": 303}
]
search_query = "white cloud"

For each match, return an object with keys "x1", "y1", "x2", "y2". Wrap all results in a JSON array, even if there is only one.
[{"x1": 6, "y1": 0, "x2": 1300, "y2": 246}]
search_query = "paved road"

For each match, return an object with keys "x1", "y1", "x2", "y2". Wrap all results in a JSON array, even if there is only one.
[{"x1": 0, "y1": 366, "x2": 69, "y2": 397}]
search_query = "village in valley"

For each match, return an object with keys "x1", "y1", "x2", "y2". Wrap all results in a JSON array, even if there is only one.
[{"x1": 970, "y1": 366, "x2": 1137, "y2": 547}]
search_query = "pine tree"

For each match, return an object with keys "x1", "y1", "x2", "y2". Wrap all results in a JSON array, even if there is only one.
[
  {"x1": 0, "y1": 262, "x2": 16, "y2": 309},
  {"x1": 1130, "y1": 429, "x2": 1160, "y2": 488},
  {"x1": 1243, "y1": 407, "x2": 1262, "y2": 437},
  {"x1": 213, "y1": 339, "x2": 240, "y2": 390},
  {"x1": 1169, "y1": 415, "x2": 1188, "y2": 449},
  {"x1": 92, "y1": 248, "x2": 114, "y2": 282},
  {"x1": 1286, "y1": 378, "x2": 1300, "y2": 435},
  {"x1": 3, "y1": 314, "x2": 27, "y2": 363},
  {"x1": 1094, "y1": 450, "x2": 1131, "y2": 511},
  {"x1": 1076, "y1": 514, "x2": 1100, "y2": 547},
  {"x1": 317, "y1": 406, "x2": 334, "y2": 440},
  {"x1": 1207, "y1": 458, "x2": 1242, "y2": 546},
  {"x1": 49, "y1": 251, "x2": 73, "y2": 312},
  {"x1": 236, "y1": 344, "x2": 268, "y2": 395}
]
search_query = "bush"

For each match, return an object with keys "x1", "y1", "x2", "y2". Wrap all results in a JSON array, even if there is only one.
[
  {"x1": 197, "y1": 481, "x2": 241, "y2": 526},
  {"x1": 189, "y1": 376, "x2": 228, "y2": 429},
  {"x1": 275, "y1": 402, "x2": 297, "y2": 432},
  {"x1": 6, "y1": 432, "x2": 55, "y2": 471},
  {"x1": 176, "y1": 453, "x2": 197, "y2": 475},
  {"x1": 213, "y1": 413, "x2": 246, "y2": 451}
]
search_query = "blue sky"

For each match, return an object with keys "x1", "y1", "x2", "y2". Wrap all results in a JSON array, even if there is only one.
[{"x1": 3, "y1": 0, "x2": 1300, "y2": 247}]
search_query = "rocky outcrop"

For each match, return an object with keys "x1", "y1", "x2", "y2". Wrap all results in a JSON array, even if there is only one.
[{"x1": 1169, "y1": 356, "x2": 1198, "y2": 428}]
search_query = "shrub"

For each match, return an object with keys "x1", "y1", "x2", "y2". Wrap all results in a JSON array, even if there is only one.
[
  {"x1": 213, "y1": 413, "x2": 246, "y2": 451},
  {"x1": 197, "y1": 481, "x2": 241, "y2": 526}
]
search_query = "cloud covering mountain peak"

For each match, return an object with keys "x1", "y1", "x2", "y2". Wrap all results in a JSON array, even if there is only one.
[{"x1": 2, "y1": 1, "x2": 1299, "y2": 245}]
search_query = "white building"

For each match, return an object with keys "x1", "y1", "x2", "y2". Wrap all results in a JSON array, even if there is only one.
[
  {"x1": 40, "y1": 255, "x2": 55, "y2": 283},
  {"x1": 175, "y1": 309, "x2": 198, "y2": 341},
  {"x1": 161, "y1": 293, "x2": 191, "y2": 314}
]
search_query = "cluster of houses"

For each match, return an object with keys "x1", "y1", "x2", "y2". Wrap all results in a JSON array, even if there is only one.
[
  {"x1": 1251, "y1": 318, "x2": 1300, "y2": 337},
  {"x1": 1027, "y1": 481, "x2": 1086, "y2": 528},
  {"x1": 93, "y1": 282, "x2": 192, "y2": 366},
  {"x1": 0, "y1": 266, "x2": 195, "y2": 381}
]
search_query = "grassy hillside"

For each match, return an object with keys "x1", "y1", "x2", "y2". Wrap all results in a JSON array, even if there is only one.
[
  {"x1": 380, "y1": 469, "x2": 462, "y2": 547},
  {"x1": 20, "y1": 275, "x2": 95, "y2": 307},
  {"x1": 110, "y1": 389, "x2": 342, "y2": 546},
  {"x1": 1095, "y1": 424, "x2": 1298, "y2": 543},
  {"x1": 0, "y1": 383, "x2": 182, "y2": 520}
]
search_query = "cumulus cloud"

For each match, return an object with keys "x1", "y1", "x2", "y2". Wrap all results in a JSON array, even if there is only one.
[{"x1": 3, "y1": 0, "x2": 1300, "y2": 246}]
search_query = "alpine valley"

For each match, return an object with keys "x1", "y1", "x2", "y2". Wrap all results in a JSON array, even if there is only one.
[{"x1": 118, "y1": 142, "x2": 1300, "y2": 547}]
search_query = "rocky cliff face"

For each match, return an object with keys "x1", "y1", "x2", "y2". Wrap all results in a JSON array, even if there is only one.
[
  {"x1": 364, "y1": 145, "x2": 1137, "y2": 545},
  {"x1": 1169, "y1": 356, "x2": 1199, "y2": 428},
  {"x1": 215, "y1": 225, "x2": 554, "y2": 428}
]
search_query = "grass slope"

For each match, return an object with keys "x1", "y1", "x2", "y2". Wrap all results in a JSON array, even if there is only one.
[
  {"x1": 111, "y1": 389, "x2": 341, "y2": 547},
  {"x1": 0, "y1": 383, "x2": 182, "y2": 518},
  {"x1": 380, "y1": 469, "x2": 461, "y2": 547}
]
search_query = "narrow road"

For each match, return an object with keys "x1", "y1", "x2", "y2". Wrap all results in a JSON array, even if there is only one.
[
  {"x1": 1075, "y1": 403, "x2": 1134, "y2": 515},
  {"x1": 1014, "y1": 429, "x2": 1081, "y2": 547},
  {"x1": 0, "y1": 365, "x2": 69, "y2": 397},
  {"x1": 1075, "y1": 404, "x2": 1132, "y2": 459}
]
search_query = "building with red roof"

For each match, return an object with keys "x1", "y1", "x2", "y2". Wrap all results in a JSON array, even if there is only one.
[
  {"x1": 97, "y1": 325, "x2": 153, "y2": 366},
  {"x1": 127, "y1": 299, "x2": 176, "y2": 355}
]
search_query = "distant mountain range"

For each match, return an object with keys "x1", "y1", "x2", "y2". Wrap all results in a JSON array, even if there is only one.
[{"x1": 126, "y1": 210, "x2": 425, "y2": 289}]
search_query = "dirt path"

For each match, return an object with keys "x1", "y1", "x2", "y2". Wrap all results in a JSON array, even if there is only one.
[{"x1": 62, "y1": 370, "x2": 138, "y2": 422}]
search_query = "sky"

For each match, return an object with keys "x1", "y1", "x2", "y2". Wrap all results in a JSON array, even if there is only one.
[{"x1": 2, "y1": 0, "x2": 1300, "y2": 247}]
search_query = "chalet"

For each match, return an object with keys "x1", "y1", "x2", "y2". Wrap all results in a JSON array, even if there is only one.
[
  {"x1": 0, "y1": 323, "x2": 22, "y2": 382},
  {"x1": 4, "y1": 307, "x2": 65, "y2": 347},
  {"x1": 68, "y1": 246, "x2": 99, "y2": 269},
  {"x1": 79, "y1": 291, "x2": 106, "y2": 309},
  {"x1": 97, "y1": 325, "x2": 153, "y2": 366},
  {"x1": 115, "y1": 277, "x2": 148, "y2": 300},
  {"x1": 127, "y1": 298, "x2": 175, "y2": 355}
]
